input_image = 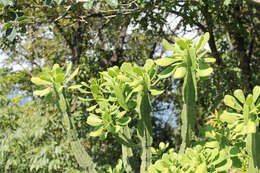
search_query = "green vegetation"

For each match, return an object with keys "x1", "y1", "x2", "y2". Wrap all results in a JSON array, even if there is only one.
[{"x1": 1, "y1": 0, "x2": 260, "y2": 173}]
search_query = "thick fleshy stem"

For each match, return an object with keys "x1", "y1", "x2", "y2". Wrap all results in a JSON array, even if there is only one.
[
  {"x1": 245, "y1": 104, "x2": 260, "y2": 173},
  {"x1": 179, "y1": 49, "x2": 196, "y2": 154},
  {"x1": 136, "y1": 87, "x2": 153, "y2": 172},
  {"x1": 54, "y1": 86, "x2": 96, "y2": 172},
  {"x1": 121, "y1": 126, "x2": 134, "y2": 173}
]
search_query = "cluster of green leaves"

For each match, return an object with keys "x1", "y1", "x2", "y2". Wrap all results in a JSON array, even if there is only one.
[
  {"x1": 147, "y1": 86, "x2": 260, "y2": 173},
  {"x1": 156, "y1": 33, "x2": 215, "y2": 80},
  {"x1": 78, "y1": 59, "x2": 164, "y2": 172},
  {"x1": 83, "y1": 59, "x2": 161, "y2": 139},
  {"x1": 31, "y1": 63, "x2": 79, "y2": 97},
  {"x1": 147, "y1": 145, "x2": 232, "y2": 173},
  {"x1": 155, "y1": 32, "x2": 215, "y2": 153},
  {"x1": 31, "y1": 63, "x2": 97, "y2": 172},
  {"x1": 220, "y1": 86, "x2": 260, "y2": 172}
]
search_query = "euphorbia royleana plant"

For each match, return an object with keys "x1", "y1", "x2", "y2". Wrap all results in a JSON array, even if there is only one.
[{"x1": 155, "y1": 33, "x2": 215, "y2": 153}]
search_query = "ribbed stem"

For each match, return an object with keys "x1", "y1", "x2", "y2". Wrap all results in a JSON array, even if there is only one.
[
  {"x1": 54, "y1": 86, "x2": 96, "y2": 172},
  {"x1": 179, "y1": 50, "x2": 196, "y2": 154},
  {"x1": 121, "y1": 127, "x2": 134, "y2": 173},
  {"x1": 136, "y1": 89, "x2": 153, "y2": 172},
  {"x1": 247, "y1": 129, "x2": 260, "y2": 173}
]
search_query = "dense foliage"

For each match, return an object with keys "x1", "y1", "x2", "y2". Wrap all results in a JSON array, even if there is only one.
[{"x1": 0, "y1": 0, "x2": 260, "y2": 173}]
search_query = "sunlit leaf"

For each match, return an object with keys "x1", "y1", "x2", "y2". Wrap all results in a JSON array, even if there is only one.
[
  {"x1": 253, "y1": 85, "x2": 260, "y2": 104},
  {"x1": 55, "y1": 73, "x2": 64, "y2": 83},
  {"x1": 87, "y1": 114, "x2": 102, "y2": 126},
  {"x1": 155, "y1": 58, "x2": 182, "y2": 66},
  {"x1": 150, "y1": 88, "x2": 164, "y2": 96},
  {"x1": 197, "y1": 67, "x2": 213, "y2": 77},
  {"x1": 196, "y1": 32, "x2": 209, "y2": 52},
  {"x1": 65, "y1": 62, "x2": 72, "y2": 77},
  {"x1": 116, "y1": 111, "x2": 127, "y2": 119},
  {"x1": 31, "y1": 77, "x2": 52, "y2": 85},
  {"x1": 220, "y1": 111, "x2": 242, "y2": 124},
  {"x1": 162, "y1": 39, "x2": 175, "y2": 51},
  {"x1": 234, "y1": 89, "x2": 245, "y2": 104},
  {"x1": 33, "y1": 87, "x2": 51, "y2": 97},
  {"x1": 204, "y1": 58, "x2": 216, "y2": 63},
  {"x1": 174, "y1": 67, "x2": 186, "y2": 79},
  {"x1": 224, "y1": 95, "x2": 243, "y2": 111},
  {"x1": 114, "y1": 85, "x2": 128, "y2": 110},
  {"x1": 195, "y1": 162, "x2": 207, "y2": 173},
  {"x1": 87, "y1": 104, "x2": 98, "y2": 111},
  {"x1": 89, "y1": 126, "x2": 103, "y2": 137},
  {"x1": 176, "y1": 38, "x2": 188, "y2": 49},
  {"x1": 68, "y1": 85, "x2": 82, "y2": 90},
  {"x1": 65, "y1": 67, "x2": 79, "y2": 83}
]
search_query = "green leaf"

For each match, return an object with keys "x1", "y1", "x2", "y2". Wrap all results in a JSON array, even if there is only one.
[
  {"x1": 55, "y1": 73, "x2": 64, "y2": 83},
  {"x1": 155, "y1": 58, "x2": 182, "y2": 66},
  {"x1": 52, "y1": 64, "x2": 60, "y2": 71},
  {"x1": 106, "y1": 0, "x2": 118, "y2": 7},
  {"x1": 197, "y1": 67, "x2": 213, "y2": 77},
  {"x1": 33, "y1": 87, "x2": 51, "y2": 97},
  {"x1": 159, "y1": 142, "x2": 166, "y2": 150},
  {"x1": 117, "y1": 117, "x2": 131, "y2": 126},
  {"x1": 224, "y1": 95, "x2": 243, "y2": 111},
  {"x1": 230, "y1": 146, "x2": 240, "y2": 156},
  {"x1": 158, "y1": 65, "x2": 175, "y2": 79},
  {"x1": 116, "y1": 111, "x2": 127, "y2": 119},
  {"x1": 87, "y1": 114, "x2": 102, "y2": 126},
  {"x1": 176, "y1": 38, "x2": 188, "y2": 49},
  {"x1": 205, "y1": 141, "x2": 219, "y2": 148},
  {"x1": 196, "y1": 32, "x2": 210, "y2": 52},
  {"x1": 65, "y1": 67, "x2": 79, "y2": 83},
  {"x1": 31, "y1": 77, "x2": 52, "y2": 85},
  {"x1": 195, "y1": 162, "x2": 207, "y2": 173},
  {"x1": 68, "y1": 85, "x2": 82, "y2": 90},
  {"x1": 7, "y1": 27, "x2": 16, "y2": 41},
  {"x1": 150, "y1": 88, "x2": 164, "y2": 96},
  {"x1": 117, "y1": 75, "x2": 131, "y2": 82},
  {"x1": 143, "y1": 59, "x2": 155, "y2": 71},
  {"x1": 253, "y1": 86, "x2": 260, "y2": 104},
  {"x1": 174, "y1": 67, "x2": 186, "y2": 79},
  {"x1": 220, "y1": 111, "x2": 242, "y2": 124},
  {"x1": 114, "y1": 85, "x2": 128, "y2": 110},
  {"x1": 215, "y1": 159, "x2": 232, "y2": 172},
  {"x1": 204, "y1": 58, "x2": 216, "y2": 63},
  {"x1": 120, "y1": 62, "x2": 133, "y2": 74},
  {"x1": 65, "y1": 62, "x2": 72, "y2": 77},
  {"x1": 246, "y1": 94, "x2": 253, "y2": 106},
  {"x1": 162, "y1": 39, "x2": 175, "y2": 51},
  {"x1": 234, "y1": 89, "x2": 245, "y2": 104},
  {"x1": 197, "y1": 50, "x2": 209, "y2": 60},
  {"x1": 87, "y1": 104, "x2": 98, "y2": 112},
  {"x1": 89, "y1": 126, "x2": 103, "y2": 137}
]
